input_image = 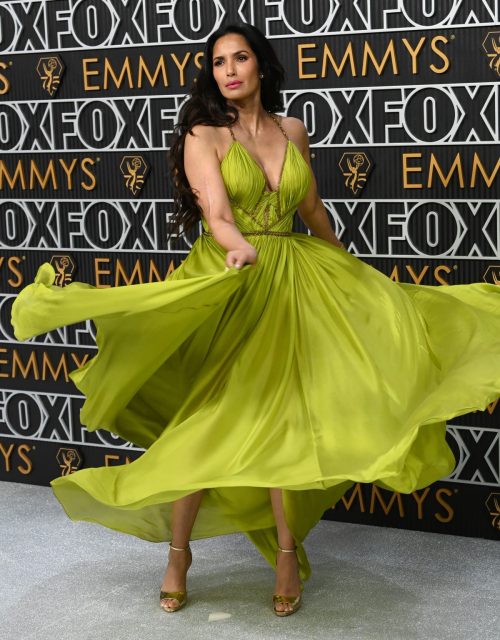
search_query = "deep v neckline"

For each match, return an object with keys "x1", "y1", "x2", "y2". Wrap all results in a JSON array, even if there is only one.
[
  {"x1": 232, "y1": 139, "x2": 290, "y2": 194},
  {"x1": 223, "y1": 113, "x2": 291, "y2": 194}
]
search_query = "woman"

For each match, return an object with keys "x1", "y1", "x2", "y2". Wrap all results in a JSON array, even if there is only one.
[{"x1": 10, "y1": 22, "x2": 500, "y2": 619}]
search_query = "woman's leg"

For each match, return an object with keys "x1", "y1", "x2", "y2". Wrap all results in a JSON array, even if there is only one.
[
  {"x1": 269, "y1": 488, "x2": 302, "y2": 613},
  {"x1": 161, "y1": 489, "x2": 204, "y2": 608}
]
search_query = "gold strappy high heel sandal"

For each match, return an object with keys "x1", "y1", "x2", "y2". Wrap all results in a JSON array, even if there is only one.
[
  {"x1": 160, "y1": 542, "x2": 192, "y2": 612},
  {"x1": 272, "y1": 545, "x2": 304, "y2": 617}
]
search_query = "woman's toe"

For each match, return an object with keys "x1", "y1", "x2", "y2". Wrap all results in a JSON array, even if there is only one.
[{"x1": 162, "y1": 598, "x2": 179, "y2": 609}]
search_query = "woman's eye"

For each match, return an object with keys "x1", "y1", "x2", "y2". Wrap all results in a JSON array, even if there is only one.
[{"x1": 214, "y1": 56, "x2": 247, "y2": 67}]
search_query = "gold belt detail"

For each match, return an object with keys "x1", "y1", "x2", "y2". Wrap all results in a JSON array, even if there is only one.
[{"x1": 203, "y1": 230, "x2": 291, "y2": 237}]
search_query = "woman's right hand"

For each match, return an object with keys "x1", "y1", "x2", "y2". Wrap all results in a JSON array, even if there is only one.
[{"x1": 225, "y1": 244, "x2": 258, "y2": 270}]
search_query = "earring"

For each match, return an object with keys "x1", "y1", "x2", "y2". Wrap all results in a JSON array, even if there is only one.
[{"x1": 259, "y1": 73, "x2": 264, "y2": 78}]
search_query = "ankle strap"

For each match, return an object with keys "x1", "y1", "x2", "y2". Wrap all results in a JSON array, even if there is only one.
[
  {"x1": 169, "y1": 542, "x2": 191, "y2": 551},
  {"x1": 278, "y1": 545, "x2": 297, "y2": 552}
]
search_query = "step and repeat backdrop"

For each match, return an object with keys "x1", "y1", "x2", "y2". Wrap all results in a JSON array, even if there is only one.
[{"x1": 0, "y1": 0, "x2": 499, "y2": 540}]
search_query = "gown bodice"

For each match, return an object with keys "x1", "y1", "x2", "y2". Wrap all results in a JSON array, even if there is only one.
[{"x1": 202, "y1": 113, "x2": 312, "y2": 238}]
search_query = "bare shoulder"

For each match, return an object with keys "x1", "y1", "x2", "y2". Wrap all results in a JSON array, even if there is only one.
[
  {"x1": 184, "y1": 124, "x2": 218, "y2": 147},
  {"x1": 277, "y1": 115, "x2": 309, "y2": 150},
  {"x1": 184, "y1": 124, "x2": 229, "y2": 162}
]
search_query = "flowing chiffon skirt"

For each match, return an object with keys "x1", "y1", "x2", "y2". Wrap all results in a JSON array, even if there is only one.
[{"x1": 10, "y1": 231, "x2": 500, "y2": 581}]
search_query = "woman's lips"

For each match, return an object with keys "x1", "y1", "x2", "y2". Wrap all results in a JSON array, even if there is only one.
[{"x1": 226, "y1": 81, "x2": 242, "y2": 89}]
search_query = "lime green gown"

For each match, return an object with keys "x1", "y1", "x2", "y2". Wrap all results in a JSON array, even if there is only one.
[{"x1": 10, "y1": 115, "x2": 500, "y2": 583}]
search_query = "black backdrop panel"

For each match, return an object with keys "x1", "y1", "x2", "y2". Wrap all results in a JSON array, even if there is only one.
[{"x1": 0, "y1": 0, "x2": 499, "y2": 541}]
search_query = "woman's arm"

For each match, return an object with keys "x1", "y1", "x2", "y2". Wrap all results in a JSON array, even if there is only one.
[
  {"x1": 286, "y1": 118, "x2": 345, "y2": 249},
  {"x1": 183, "y1": 125, "x2": 258, "y2": 269},
  {"x1": 183, "y1": 125, "x2": 252, "y2": 253}
]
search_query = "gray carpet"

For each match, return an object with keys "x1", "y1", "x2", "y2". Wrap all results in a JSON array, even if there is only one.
[{"x1": 1, "y1": 480, "x2": 498, "y2": 640}]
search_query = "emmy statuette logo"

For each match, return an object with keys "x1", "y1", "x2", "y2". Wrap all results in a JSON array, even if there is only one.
[
  {"x1": 120, "y1": 155, "x2": 150, "y2": 195},
  {"x1": 338, "y1": 151, "x2": 374, "y2": 197},
  {"x1": 482, "y1": 266, "x2": 500, "y2": 285},
  {"x1": 36, "y1": 56, "x2": 65, "y2": 96},
  {"x1": 56, "y1": 447, "x2": 83, "y2": 476},
  {"x1": 481, "y1": 31, "x2": 500, "y2": 77},
  {"x1": 485, "y1": 493, "x2": 500, "y2": 532},
  {"x1": 49, "y1": 255, "x2": 75, "y2": 287}
]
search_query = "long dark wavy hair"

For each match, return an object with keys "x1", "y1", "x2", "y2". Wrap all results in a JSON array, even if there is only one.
[{"x1": 165, "y1": 22, "x2": 286, "y2": 246}]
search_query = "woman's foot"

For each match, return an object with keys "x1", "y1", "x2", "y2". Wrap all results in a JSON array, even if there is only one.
[
  {"x1": 273, "y1": 547, "x2": 302, "y2": 613},
  {"x1": 160, "y1": 544, "x2": 192, "y2": 611}
]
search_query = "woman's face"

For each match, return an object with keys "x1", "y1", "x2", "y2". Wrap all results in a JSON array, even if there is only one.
[{"x1": 212, "y1": 33, "x2": 261, "y2": 102}]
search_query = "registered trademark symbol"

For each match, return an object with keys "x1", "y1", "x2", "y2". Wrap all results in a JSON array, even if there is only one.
[
  {"x1": 454, "y1": 489, "x2": 458, "y2": 492},
  {"x1": 451, "y1": 34, "x2": 455, "y2": 39},
  {"x1": 96, "y1": 157, "x2": 100, "y2": 162},
  {"x1": 22, "y1": 255, "x2": 25, "y2": 259},
  {"x1": 453, "y1": 265, "x2": 457, "y2": 269}
]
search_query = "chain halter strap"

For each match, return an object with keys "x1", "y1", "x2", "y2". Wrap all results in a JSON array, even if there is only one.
[
  {"x1": 267, "y1": 112, "x2": 289, "y2": 140},
  {"x1": 226, "y1": 112, "x2": 289, "y2": 141}
]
